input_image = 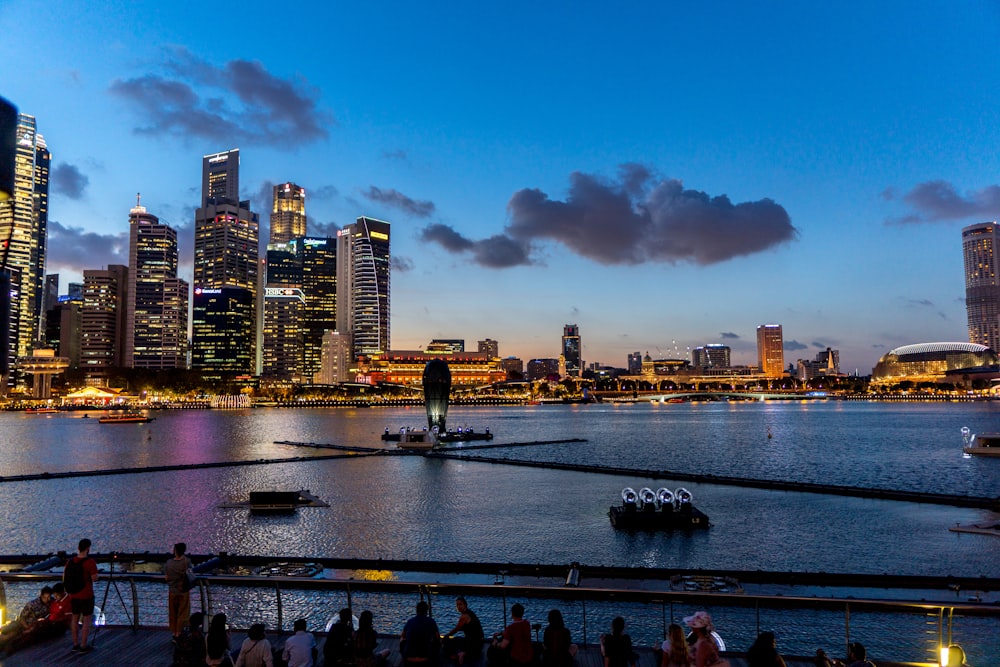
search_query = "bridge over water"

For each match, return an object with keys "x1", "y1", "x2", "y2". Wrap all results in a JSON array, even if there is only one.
[{"x1": 629, "y1": 391, "x2": 826, "y2": 402}]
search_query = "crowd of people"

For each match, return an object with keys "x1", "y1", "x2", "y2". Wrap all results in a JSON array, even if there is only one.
[{"x1": 0, "y1": 539, "x2": 943, "y2": 666}]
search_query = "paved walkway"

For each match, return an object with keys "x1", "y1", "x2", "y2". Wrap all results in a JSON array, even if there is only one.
[{"x1": 0, "y1": 626, "x2": 916, "y2": 667}]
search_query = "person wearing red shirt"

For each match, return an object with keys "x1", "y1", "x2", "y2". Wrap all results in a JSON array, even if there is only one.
[{"x1": 67, "y1": 538, "x2": 99, "y2": 653}]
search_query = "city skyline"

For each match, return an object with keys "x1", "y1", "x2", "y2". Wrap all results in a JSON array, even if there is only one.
[{"x1": 3, "y1": 2, "x2": 999, "y2": 373}]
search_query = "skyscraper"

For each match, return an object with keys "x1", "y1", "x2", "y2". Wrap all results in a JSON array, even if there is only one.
[
  {"x1": 192, "y1": 149, "x2": 259, "y2": 374},
  {"x1": 562, "y1": 324, "x2": 581, "y2": 377},
  {"x1": 81, "y1": 265, "x2": 129, "y2": 380},
  {"x1": 692, "y1": 344, "x2": 731, "y2": 370},
  {"x1": 270, "y1": 183, "x2": 306, "y2": 244},
  {"x1": 756, "y1": 324, "x2": 784, "y2": 377},
  {"x1": 125, "y1": 198, "x2": 188, "y2": 369},
  {"x1": 963, "y1": 222, "x2": 1000, "y2": 352},
  {"x1": 337, "y1": 216, "x2": 390, "y2": 360},
  {"x1": 478, "y1": 338, "x2": 499, "y2": 359},
  {"x1": 0, "y1": 113, "x2": 49, "y2": 369}
]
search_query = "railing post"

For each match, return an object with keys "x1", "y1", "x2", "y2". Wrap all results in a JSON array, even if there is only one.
[
  {"x1": 275, "y1": 583, "x2": 283, "y2": 631},
  {"x1": 755, "y1": 600, "x2": 760, "y2": 637},
  {"x1": 582, "y1": 599, "x2": 587, "y2": 647},
  {"x1": 844, "y1": 603, "x2": 851, "y2": 655},
  {"x1": 347, "y1": 583, "x2": 353, "y2": 615},
  {"x1": 129, "y1": 577, "x2": 138, "y2": 629}
]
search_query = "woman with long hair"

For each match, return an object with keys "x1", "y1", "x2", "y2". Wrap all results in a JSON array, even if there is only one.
[
  {"x1": 746, "y1": 632, "x2": 786, "y2": 667},
  {"x1": 542, "y1": 608, "x2": 574, "y2": 667},
  {"x1": 683, "y1": 612, "x2": 721, "y2": 667},
  {"x1": 602, "y1": 617, "x2": 633, "y2": 667},
  {"x1": 205, "y1": 613, "x2": 232, "y2": 667},
  {"x1": 661, "y1": 623, "x2": 690, "y2": 667}
]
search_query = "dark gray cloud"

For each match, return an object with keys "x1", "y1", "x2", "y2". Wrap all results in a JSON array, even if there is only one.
[
  {"x1": 420, "y1": 165, "x2": 794, "y2": 268},
  {"x1": 46, "y1": 221, "x2": 128, "y2": 271},
  {"x1": 392, "y1": 256, "x2": 415, "y2": 272},
  {"x1": 109, "y1": 46, "x2": 332, "y2": 147},
  {"x1": 505, "y1": 165, "x2": 797, "y2": 265},
  {"x1": 720, "y1": 332, "x2": 739, "y2": 339},
  {"x1": 383, "y1": 150, "x2": 408, "y2": 161},
  {"x1": 784, "y1": 340, "x2": 808, "y2": 351},
  {"x1": 419, "y1": 224, "x2": 533, "y2": 268},
  {"x1": 309, "y1": 220, "x2": 343, "y2": 237},
  {"x1": 362, "y1": 186, "x2": 435, "y2": 218},
  {"x1": 885, "y1": 180, "x2": 1000, "y2": 224},
  {"x1": 311, "y1": 185, "x2": 339, "y2": 200},
  {"x1": 811, "y1": 341, "x2": 826, "y2": 348},
  {"x1": 51, "y1": 163, "x2": 89, "y2": 200}
]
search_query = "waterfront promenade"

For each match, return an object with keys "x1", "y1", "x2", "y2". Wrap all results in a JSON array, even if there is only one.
[{"x1": 0, "y1": 627, "x2": 915, "y2": 667}]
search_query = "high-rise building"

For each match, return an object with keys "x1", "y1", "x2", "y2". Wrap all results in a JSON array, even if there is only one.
[
  {"x1": 756, "y1": 324, "x2": 784, "y2": 377},
  {"x1": 527, "y1": 358, "x2": 561, "y2": 381},
  {"x1": 270, "y1": 182, "x2": 306, "y2": 244},
  {"x1": 191, "y1": 287, "x2": 254, "y2": 373},
  {"x1": 261, "y1": 286, "x2": 304, "y2": 379},
  {"x1": 337, "y1": 216, "x2": 390, "y2": 361},
  {"x1": 316, "y1": 330, "x2": 353, "y2": 384},
  {"x1": 0, "y1": 113, "x2": 49, "y2": 369},
  {"x1": 963, "y1": 222, "x2": 1000, "y2": 352},
  {"x1": 562, "y1": 324, "x2": 581, "y2": 377},
  {"x1": 692, "y1": 344, "x2": 731, "y2": 370},
  {"x1": 501, "y1": 356, "x2": 524, "y2": 380},
  {"x1": 81, "y1": 265, "x2": 129, "y2": 380},
  {"x1": 300, "y1": 238, "x2": 337, "y2": 378},
  {"x1": 45, "y1": 295, "x2": 82, "y2": 370},
  {"x1": 627, "y1": 351, "x2": 643, "y2": 375},
  {"x1": 192, "y1": 149, "x2": 259, "y2": 374},
  {"x1": 125, "y1": 198, "x2": 188, "y2": 369},
  {"x1": 478, "y1": 339, "x2": 499, "y2": 359}
]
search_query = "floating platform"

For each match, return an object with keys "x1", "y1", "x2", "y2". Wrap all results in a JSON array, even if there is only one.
[
  {"x1": 382, "y1": 427, "x2": 494, "y2": 443},
  {"x1": 609, "y1": 486, "x2": 710, "y2": 531},
  {"x1": 219, "y1": 489, "x2": 329, "y2": 514},
  {"x1": 949, "y1": 521, "x2": 1000, "y2": 538}
]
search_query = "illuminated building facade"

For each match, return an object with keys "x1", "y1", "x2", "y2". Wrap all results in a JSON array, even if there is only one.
[
  {"x1": 270, "y1": 182, "x2": 306, "y2": 244},
  {"x1": 756, "y1": 324, "x2": 784, "y2": 377},
  {"x1": 337, "y1": 216, "x2": 390, "y2": 360},
  {"x1": 316, "y1": 330, "x2": 352, "y2": 384},
  {"x1": 627, "y1": 352, "x2": 642, "y2": 375},
  {"x1": 562, "y1": 324, "x2": 581, "y2": 377},
  {"x1": 192, "y1": 149, "x2": 259, "y2": 374},
  {"x1": 191, "y1": 287, "x2": 254, "y2": 372},
  {"x1": 300, "y1": 237, "x2": 337, "y2": 378},
  {"x1": 362, "y1": 350, "x2": 505, "y2": 386},
  {"x1": 261, "y1": 287, "x2": 304, "y2": 379},
  {"x1": 501, "y1": 356, "x2": 523, "y2": 380},
  {"x1": 81, "y1": 265, "x2": 129, "y2": 380},
  {"x1": 45, "y1": 296, "x2": 82, "y2": 369},
  {"x1": 428, "y1": 339, "x2": 464, "y2": 353},
  {"x1": 527, "y1": 358, "x2": 561, "y2": 381},
  {"x1": 125, "y1": 200, "x2": 188, "y2": 369},
  {"x1": 871, "y1": 342, "x2": 998, "y2": 387},
  {"x1": 0, "y1": 113, "x2": 49, "y2": 371},
  {"x1": 478, "y1": 339, "x2": 499, "y2": 359},
  {"x1": 963, "y1": 222, "x2": 1000, "y2": 352},
  {"x1": 692, "y1": 344, "x2": 731, "y2": 370}
]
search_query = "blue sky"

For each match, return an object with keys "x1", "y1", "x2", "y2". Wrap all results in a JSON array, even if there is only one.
[{"x1": 3, "y1": 1, "x2": 1000, "y2": 373}]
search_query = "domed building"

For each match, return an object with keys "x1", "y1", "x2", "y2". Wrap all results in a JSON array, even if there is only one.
[{"x1": 871, "y1": 342, "x2": 999, "y2": 388}]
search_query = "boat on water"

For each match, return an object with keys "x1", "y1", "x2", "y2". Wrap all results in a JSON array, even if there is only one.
[
  {"x1": 98, "y1": 413, "x2": 154, "y2": 424},
  {"x1": 609, "y1": 486, "x2": 710, "y2": 530},
  {"x1": 24, "y1": 407, "x2": 59, "y2": 414},
  {"x1": 961, "y1": 426, "x2": 1000, "y2": 457}
]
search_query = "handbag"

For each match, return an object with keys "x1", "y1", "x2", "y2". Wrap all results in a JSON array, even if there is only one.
[{"x1": 181, "y1": 567, "x2": 197, "y2": 592}]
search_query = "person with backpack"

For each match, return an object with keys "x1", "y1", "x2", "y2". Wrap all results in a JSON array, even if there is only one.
[
  {"x1": 64, "y1": 538, "x2": 99, "y2": 653},
  {"x1": 164, "y1": 542, "x2": 193, "y2": 641}
]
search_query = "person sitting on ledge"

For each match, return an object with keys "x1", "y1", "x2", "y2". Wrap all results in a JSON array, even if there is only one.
[
  {"x1": 173, "y1": 611, "x2": 206, "y2": 667},
  {"x1": 400, "y1": 601, "x2": 441, "y2": 667},
  {"x1": 443, "y1": 597, "x2": 485, "y2": 665},
  {"x1": 0, "y1": 585, "x2": 53, "y2": 653},
  {"x1": 325, "y1": 608, "x2": 355, "y2": 667},
  {"x1": 833, "y1": 642, "x2": 875, "y2": 667}
]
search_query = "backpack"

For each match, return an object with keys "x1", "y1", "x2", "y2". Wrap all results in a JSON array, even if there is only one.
[{"x1": 63, "y1": 557, "x2": 86, "y2": 594}]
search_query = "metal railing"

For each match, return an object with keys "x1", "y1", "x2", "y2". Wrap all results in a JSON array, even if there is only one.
[{"x1": 1, "y1": 571, "x2": 997, "y2": 664}]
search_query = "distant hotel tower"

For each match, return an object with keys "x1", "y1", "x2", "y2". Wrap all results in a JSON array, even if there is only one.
[
  {"x1": 269, "y1": 183, "x2": 306, "y2": 244},
  {"x1": 962, "y1": 222, "x2": 1000, "y2": 352},
  {"x1": 191, "y1": 149, "x2": 259, "y2": 375},
  {"x1": 756, "y1": 324, "x2": 784, "y2": 377},
  {"x1": 81, "y1": 265, "x2": 129, "y2": 380},
  {"x1": 562, "y1": 324, "x2": 581, "y2": 377},
  {"x1": 124, "y1": 197, "x2": 188, "y2": 369},
  {"x1": 337, "y1": 216, "x2": 390, "y2": 361},
  {"x1": 0, "y1": 113, "x2": 49, "y2": 380}
]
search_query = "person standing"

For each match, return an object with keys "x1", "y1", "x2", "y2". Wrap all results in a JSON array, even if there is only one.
[
  {"x1": 65, "y1": 538, "x2": 99, "y2": 653},
  {"x1": 164, "y1": 542, "x2": 193, "y2": 641}
]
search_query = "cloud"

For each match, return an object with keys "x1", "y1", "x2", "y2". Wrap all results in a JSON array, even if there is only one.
[
  {"x1": 903, "y1": 298, "x2": 934, "y2": 308},
  {"x1": 362, "y1": 186, "x2": 435, "y2": 218},
  {"x1": 419, "y1": 165, "x2": 795, "y2": 268},
  {"x1": 419, "y1": 223, "x2": 533, "y2": 268},
  {"x1": 392, "y1": 256, "x2": 415, "y2": 272},
  {"x1": 505, "y1": 165, "x2": 797, "y2": 265},
  {"x1": 46, "y1": 221, "x2": 128, "y2": 272},
  {"x1": 886, "y1": 180, "x2": 1000, "y2": 224},
  {"x1": 811, "y1": 341, "x2": 827, "y2": 348},
  {"x1": 720, "y1": 332, "x2": 739, "y2": 339},
  {"x1": 310, "y1": 185, "x2": 339, "y2": 200},
  {"x1": 309, "y1": 220, "x2": 343, "y2": 237},
  {"x1": 383, "y1": 149, "x2": 408, "y2": 161},
  {"x1": 51, "y1": 163, "x2": 89, "y2": 200},
  {"x1": 783, "y1": 340, "x2": 808, "y2": 351},
  {"x1": 109, "y1": 46, "x2": 333, "y2": 147}
]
